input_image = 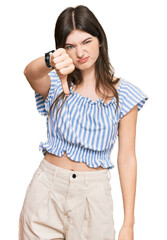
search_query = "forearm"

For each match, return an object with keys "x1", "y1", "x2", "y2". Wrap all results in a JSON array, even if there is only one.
[
  {"x1": 117, "y1": 155, "x2": 137, "y2": 226},
  {"x1": 24, "y1": 56, "x2": 52, "y2": 81}
]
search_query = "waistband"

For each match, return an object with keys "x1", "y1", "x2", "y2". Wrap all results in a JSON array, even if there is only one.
[{"x1": 39, "y1": 158, "x2": 111, "y2": 185}]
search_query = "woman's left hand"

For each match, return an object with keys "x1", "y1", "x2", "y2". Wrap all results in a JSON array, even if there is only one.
[{"x1": 118, "y1": 224, "x2": 134, "y2": 240}]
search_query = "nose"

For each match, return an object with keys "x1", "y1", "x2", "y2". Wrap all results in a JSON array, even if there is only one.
[{"x1": 76, "y1": 45, "x2": 84, "y2": 58}]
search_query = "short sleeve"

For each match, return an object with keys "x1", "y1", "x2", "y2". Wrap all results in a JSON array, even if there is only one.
[
  {"x1": 34, "y1": 70, "x2": 62, "y2": 116},
  {"x1": 119, "y1": 79, "x2": 149, "y2": 120}
]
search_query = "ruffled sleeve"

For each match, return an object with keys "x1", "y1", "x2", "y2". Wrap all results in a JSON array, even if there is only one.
[
  {"x1": 119, "y1": 79, "x2": 149, "y2": 120},
  {"x1": 34, "y1": 70, "x2": 62, "y2": 116}
]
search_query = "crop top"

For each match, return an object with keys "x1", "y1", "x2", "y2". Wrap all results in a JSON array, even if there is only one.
[{"x1": 35, "y1": 70, "x2": 149, "y2": 169}]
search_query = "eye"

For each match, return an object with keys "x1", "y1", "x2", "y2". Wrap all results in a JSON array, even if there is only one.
[
  {"x1": 83, "y1": 40, "x2": 91, "y2": 45},
  {"x1": 66, "y1": 45, "x2": 74, "y2": 50}
]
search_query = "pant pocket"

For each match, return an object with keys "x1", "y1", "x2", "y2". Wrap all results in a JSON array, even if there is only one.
[
  {"x1": 101, "y1": 180, "x2": 114, "y2": 213},
  {"x1": 21, "y1": 166, "x2": 49, "y2": 216}
]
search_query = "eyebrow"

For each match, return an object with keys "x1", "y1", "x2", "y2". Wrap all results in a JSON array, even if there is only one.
[{"x1": 65, "y1": 37, "x2": 93, "y2": 46}]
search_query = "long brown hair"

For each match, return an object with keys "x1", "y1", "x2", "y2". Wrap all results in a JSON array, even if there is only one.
[{"x1": 49, "y1": 5, "x2": 120, "y2": 116}]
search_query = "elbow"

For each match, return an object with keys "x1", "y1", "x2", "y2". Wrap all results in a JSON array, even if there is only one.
[
  {"x1": 23, "y1": 62, "x2": 36, "y2": 82},
  {"x1": 117, "y1": 152, "x2": 137, "y2": 164},
  {"x1": 24, "y1": 65, "x2": 32, "y2": 83},
  {"x1": 24, "y1": 65, "x2": 29, "y2": 78}
]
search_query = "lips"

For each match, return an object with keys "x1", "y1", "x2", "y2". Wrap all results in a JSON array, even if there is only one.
[{"x1": 77, "y1": 57, "x2": 89, "y2": 63}]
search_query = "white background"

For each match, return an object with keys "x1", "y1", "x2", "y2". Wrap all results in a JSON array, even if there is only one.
[{"x1": 0, "y1": 0, "x2": 166, "y2": 239}]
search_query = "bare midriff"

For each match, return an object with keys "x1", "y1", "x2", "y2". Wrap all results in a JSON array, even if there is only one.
[{"x1": 44, "y1": 151, "x2": 105, "y2": 171}]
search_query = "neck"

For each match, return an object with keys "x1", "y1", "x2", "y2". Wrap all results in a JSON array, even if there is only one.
[{"x1": 80, "y1": 66, "x2": 96, "y2": 88}]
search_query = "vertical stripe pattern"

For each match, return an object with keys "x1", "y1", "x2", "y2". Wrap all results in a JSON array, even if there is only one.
[{"x1": 34, "y1": 70, "x2": 149, "y2": 169}]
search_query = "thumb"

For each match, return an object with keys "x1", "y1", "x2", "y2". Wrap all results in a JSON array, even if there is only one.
[{"x1": 60, "y1": 74, "x2": 70, "y2": 95}]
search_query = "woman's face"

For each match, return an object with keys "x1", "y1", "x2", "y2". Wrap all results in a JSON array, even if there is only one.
[{"x1": 65, "y1": 29, "x2": 101, "y2": 72}]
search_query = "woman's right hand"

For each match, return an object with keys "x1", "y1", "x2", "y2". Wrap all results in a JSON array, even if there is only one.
[{"x1": 50, "y1": 48, "x2": 75, "y2": 95}]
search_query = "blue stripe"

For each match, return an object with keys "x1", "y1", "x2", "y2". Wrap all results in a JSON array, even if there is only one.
[{"x1": 34, "y1": 71, "x2": 149, "y2": 169}]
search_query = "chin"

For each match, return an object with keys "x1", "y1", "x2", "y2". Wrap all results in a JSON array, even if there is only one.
[{"x1": 75, "y1": 63, "x2": 95, "y2": 71}]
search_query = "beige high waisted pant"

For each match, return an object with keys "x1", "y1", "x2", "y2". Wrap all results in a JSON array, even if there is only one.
[{"x1": 19, "y1": 158, "x2": 115, "y2": 240}]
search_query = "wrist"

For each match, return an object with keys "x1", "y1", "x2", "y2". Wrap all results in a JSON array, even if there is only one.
[
  {"x1": 49, "y1": 54, "x2": 54, "y2": 69},
  {"x1": 123, "y1": 219, "x2": 135, "y2": 228},
  {"x1": 45, "y1": 50, "x2": 55, "y2": 69}
]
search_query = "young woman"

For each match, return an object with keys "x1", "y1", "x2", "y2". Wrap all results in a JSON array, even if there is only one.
[{"x1": 19, "y1": 5, "x2": 149, "y2": 240}]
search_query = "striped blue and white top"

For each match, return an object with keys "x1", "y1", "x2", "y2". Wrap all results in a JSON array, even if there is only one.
[{"x1": 35, "y1": 70, "x2": 149, "y2": 169}]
